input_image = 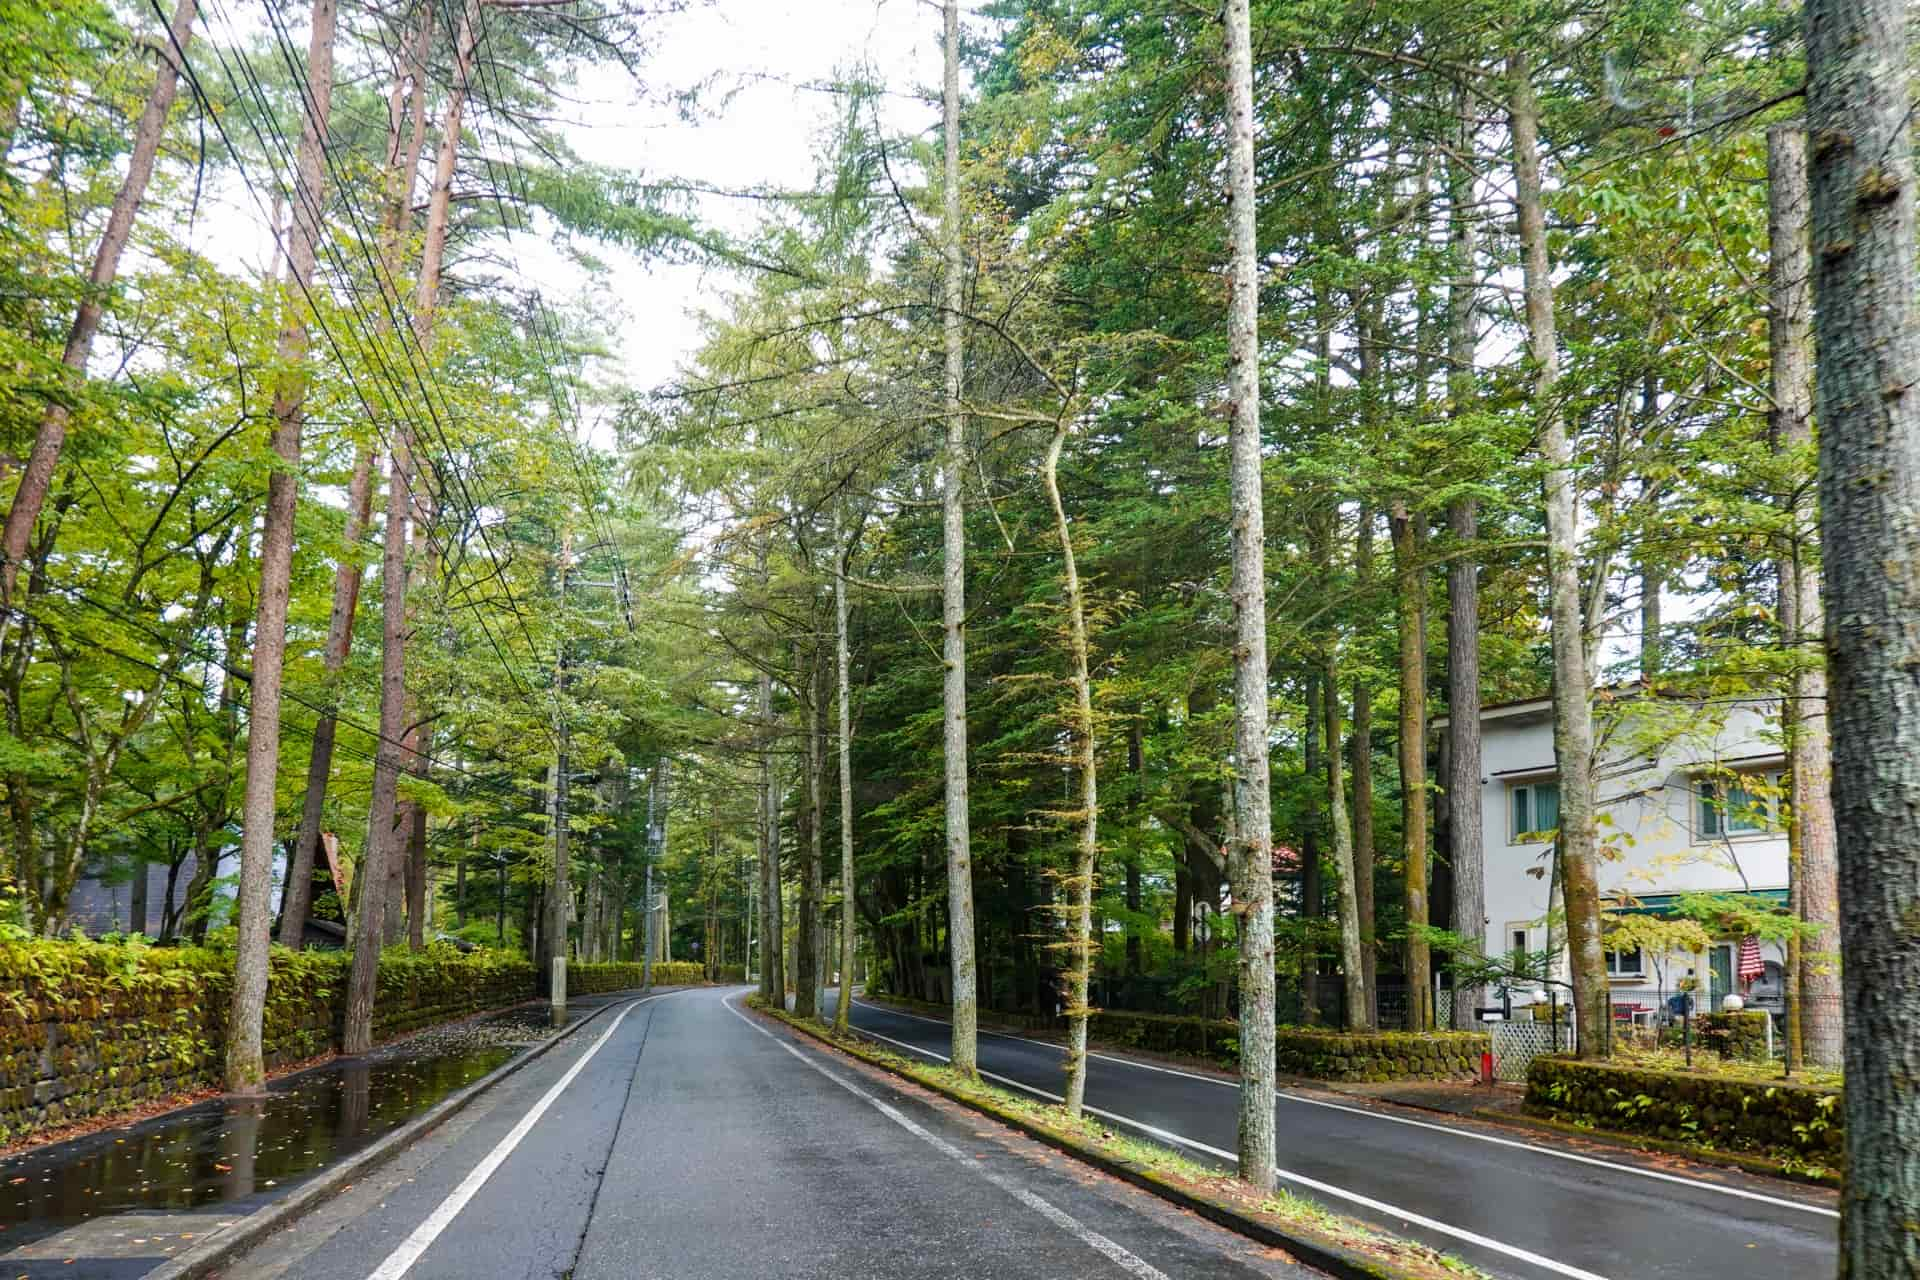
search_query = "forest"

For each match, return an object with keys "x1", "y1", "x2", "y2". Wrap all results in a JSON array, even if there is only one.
[{"x1": 2, "y1": 0, "x2": 1915, "y2": 1265}]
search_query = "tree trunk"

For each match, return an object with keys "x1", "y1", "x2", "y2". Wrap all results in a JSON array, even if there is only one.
[
  {"x1": 938, "y1": 0, "x2": 979, "y2": 1080},
  {"x1": 1765, "y1": 122, "x2": 1844, "y2": 1073},
  {"x1": 1299, "y1": 670, "x2": 1322, "y2": 1026},
  {"x1": 344, "y1": 452, "x2": 413, "y2": 1055},
  {"x1": 1351, "y1": 547, "x2": 1381, "y2": 1023},
  {"x1": 1510, "y1": 51, "x2": 1607, "y2": 1057},
  {"x1": 1444, "y1": 99, "x2": 1484, "y2": 1030},
  {"x1": 0, "y1": 0, "x2": 197, "y2": 606},
  {"x1": 1126, "y1": 718, "x2": 1144, "y2": 977},
  {"x1": 129, "y1": 855, "x2": 148, "y2": 936},
  {"x1": 281, "y1": 448, "x2": 375, "y2": 947},
  {"x1": 813, "y1": 646, "x2": 829, "y2": 1012},
  {"x1": 1804, "y1": 3, "x2": 1920, "y2": 1268},
  {"x1": 227, "y1": 0, "x2": 337, "y2": 1093},
  {"x1": 1390, "y1": 502, "x2": 1432, "y2": 1031},
  {"x1": 834, "y1": 511, "x2": 858, "y2": 1032},
  {"x1": 1324, "y1": 646, "x2": 1368, "y2": 1032},
  {"x1": 1042, "y1": 418, "x2": 1100, "y2": 1118},
  {"x1": 759, "y1": 664, "x2": 784, "y2": 1003},
  {"x1": 1223, "y1": 0, "x2": 1275, "y2": 1192},
  {"x1": 794, "y1": 648, "x2": 821, "y2": 1020},
  {"x1": 413, "y1": 0, "x2": 478, "y2": 339},
  {"x1": 281, "y1": 0, "x2": 428, "y2": 951}
]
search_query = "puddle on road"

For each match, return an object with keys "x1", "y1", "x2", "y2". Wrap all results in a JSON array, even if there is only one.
[{"x1": 0, "y1": 1008, "x2": 550, "y2": 1249}]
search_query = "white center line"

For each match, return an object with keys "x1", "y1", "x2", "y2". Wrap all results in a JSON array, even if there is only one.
[
  {"x1": 726, "y1": 996, "x2": 1169, "y2": 1280},
  {"x1": 845, "y1": 996, "x2": 1837, "y2": 1220},
  {"x1": 364, "y1": 992, "x2": 673, "y2": 1280}
]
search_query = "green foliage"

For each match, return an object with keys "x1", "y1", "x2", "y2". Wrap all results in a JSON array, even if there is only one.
[{"x1": 1527, "y1": 1055, "x2": 1842, "y2": 1167}]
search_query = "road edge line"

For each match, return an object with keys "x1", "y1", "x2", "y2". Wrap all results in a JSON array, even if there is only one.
[
  {"x1": 141, "y1": 986, "x2": 681, "y2": 1280},
  {"x1": 745, "y1": 999, "x2": 1445, "y2": 1280}
]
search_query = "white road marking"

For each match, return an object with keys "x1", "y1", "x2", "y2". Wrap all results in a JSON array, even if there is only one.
[
  {"x1": 726, "y1": 996, "x2": 1169, "y2": 1280},
  {"x1": 845, "y1": 995, "x2": 1837, "y2": 1220},
  {"x1": 364, "y1": 992, "x2": 675, "y2": 1280},
  {"x1": 837, "y1": 1020, "x2": 1614, "y2": 1280}
]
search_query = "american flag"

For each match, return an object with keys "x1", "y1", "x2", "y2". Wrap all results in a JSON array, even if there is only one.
[{"x1": 1737, "y1": 935, "x2": 1765, "y2": 984}]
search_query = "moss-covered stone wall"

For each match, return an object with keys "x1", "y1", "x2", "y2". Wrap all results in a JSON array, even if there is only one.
[
  {"x1": 1274, "y1": 1029, "x2": 1488, "y2": 1082},
  {"x1": 1525, "y1": 1056, "x2": 1843, "y2": 1162},
  {"x1": 0, "y1": 941, "x2": 535, "y2": 1147}
]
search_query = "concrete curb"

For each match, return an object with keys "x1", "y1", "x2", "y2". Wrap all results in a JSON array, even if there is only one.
[
  {"x1": 749, "y1": 1002, "x2": 1447, "y2": 1280},
  {"x1": 143, "y1": 987, "x2": 664, "y2": 1280}
]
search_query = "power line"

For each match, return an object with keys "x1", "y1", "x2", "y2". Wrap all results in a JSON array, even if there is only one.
[{"x1": 159, "y1": 0, "x2": 557, "y2": 721}]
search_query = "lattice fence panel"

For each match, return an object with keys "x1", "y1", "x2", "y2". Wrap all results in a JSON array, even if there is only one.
[{"x1": 1491, "y1": 1020, "x2": 1573, "y2": 1083}]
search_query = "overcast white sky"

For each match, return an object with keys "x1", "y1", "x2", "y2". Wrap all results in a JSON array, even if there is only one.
[{"x1": 528, "y1": 0, "x2": 950, "y2": 395}]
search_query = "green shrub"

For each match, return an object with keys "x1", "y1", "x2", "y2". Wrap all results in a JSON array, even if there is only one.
[
  {"x1": 652, "y1": 961, "x2": 704, "y2": 986},
  {"x1": 1526, "y1": 1055, "x2": 1842, "y2": 1163},
  {"x1": 1082, "y1": 1010, "x2": 1488, "y2": 1081}
]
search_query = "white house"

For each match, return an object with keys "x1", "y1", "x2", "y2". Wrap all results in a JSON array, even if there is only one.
[{"x1": 1461, "y1": 690, "x2": 1792, "y2": 1020}]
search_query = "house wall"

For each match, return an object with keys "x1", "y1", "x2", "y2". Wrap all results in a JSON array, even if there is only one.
[{"x1": 1476, "y1": 696, "x2": 1789, "y2": 1012}]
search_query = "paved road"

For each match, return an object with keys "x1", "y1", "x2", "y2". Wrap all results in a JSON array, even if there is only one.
[
  {"x1": 832, "y1": 993, "x2": 1839, "y2": 1280},
  {"x1": 210, "y1": 986, "x2": 1323, "y2": 1280}
]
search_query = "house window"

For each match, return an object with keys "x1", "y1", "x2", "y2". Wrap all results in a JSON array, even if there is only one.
[
  {"x1": 1510, "y1": 781, "x2": 1560, "y2": 843},
  {"x1": 1699, "y1": 773, "x2": 1779, "y2": 837},
  {"x1": 1505, "y1": 924, "x2": 1535, "y2": 977},
  {"x1": 1605, "y1": 947, "x2": 1644, "y2": 978}
]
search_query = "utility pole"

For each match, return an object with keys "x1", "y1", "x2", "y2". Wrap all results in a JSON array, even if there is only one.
[
  {"x1": 643, "y1": 758, "x2": 668, "y2": 989},
  {"x1": 550, "y1": 528, "x2": 573, "y2": 1025}
]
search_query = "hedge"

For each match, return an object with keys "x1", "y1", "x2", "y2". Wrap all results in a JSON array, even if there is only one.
[
  {"x1": 864, "y1": 1000, "x2": 1487, "y2": 1082},
  {"x1": 0, "y1": 940, "x2": 533, "y2": 1147},
  {"x1": 569, "y1": 960, "x2": 710, "y2": 993},
  {"x1": 1526, "y1": 1055, "x2": 1843, "y2": 1162},
  {"x1": 1273, "y1": 1029, "x2": 1488, "y2": 1082},
  {"x1": 1086, "y1": 1011, "x2": 1487, "y2": 1081}
]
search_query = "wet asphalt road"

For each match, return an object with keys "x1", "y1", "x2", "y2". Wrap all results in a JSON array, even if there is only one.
[
  {"x1": 209, "y1": 986, "x2": 1323, "y2": 1280},
  {"x1": 831, "y1": 992, "x2": 1839, "y2": 1280}
]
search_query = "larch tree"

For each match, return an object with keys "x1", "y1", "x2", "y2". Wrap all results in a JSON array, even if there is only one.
[
  {"x1": 1444, "y1": 85, "x2": 1484, "y2": 1032},
  {"x1": 280, "y1": 0, "x2": 433, "y2": 947},
  {"x1": 1223, "y1": 0, "x2": 1276, "y2": 1190},
  {"x1": 1765, "y1": 123, "x2": 1843, "y2": 1073},
  {"x1": 227, "y1": 0, "x2": 339, "y2": 1093},
  {"x1": 1041, "y1": 405, "x2": 1100, "y2": 1119},
  {"x1": 1509, "y1": 49, "x2": 1607, "y2": 1057},
  {"x1": 1803, "y1": 0, "x2": 1920, "y2": 1271},
  {"x1": 939, "y1": 0, "x2": 979, "y2": 1080},
  {"x1": 0, "y1": 0, "x2": 197, "y2": 610}
]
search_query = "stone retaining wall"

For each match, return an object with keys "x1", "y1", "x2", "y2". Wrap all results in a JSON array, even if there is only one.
[
  {"x1": 1526, "y1": 1055, "x2": 1842, "y2": 1163},
  {"x1": 0, "y1": 941, "x2": 535, "y2": 1147}
]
